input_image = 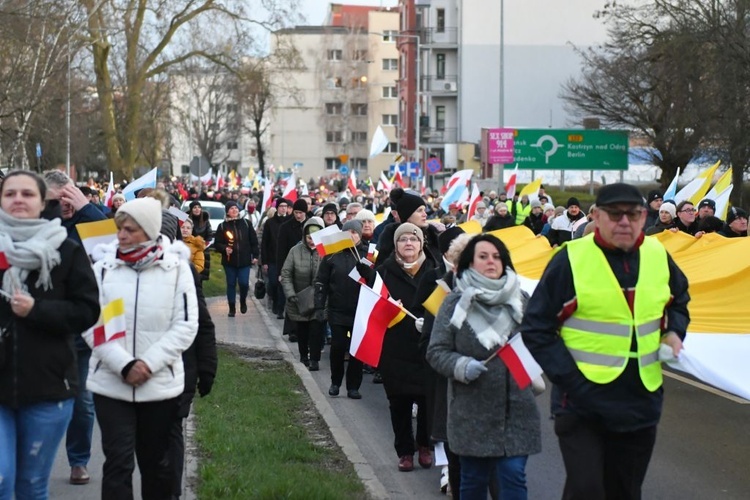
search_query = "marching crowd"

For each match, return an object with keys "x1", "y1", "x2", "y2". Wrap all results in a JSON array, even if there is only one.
[{"x1": 0, "y1": 167, "x2": 746, "y2": 499}]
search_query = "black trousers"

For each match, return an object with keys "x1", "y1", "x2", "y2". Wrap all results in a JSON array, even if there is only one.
[
  {"x1": 169, "y1": 417, "x2": 186, "y2": 498},
  {"x1": 388, "y1": 393, "x2": 429, "y2": 457},
  {"x1": 94, "y1": 394, "x2": 179, "y2": 500},
  {"x1": 555, "y1": 413, "x2": 657, "y2": 500},
  {"x1": 296, "y1": 320, "x2": 323, "y2": 363},
  {"x1": 329, "y1": 324, "x2": 363, "y2": 390}
]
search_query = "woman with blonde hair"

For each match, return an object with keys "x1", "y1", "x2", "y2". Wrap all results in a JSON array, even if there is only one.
[{"x1": 180, "y1": 219, "x2": 205, "y2": 273}]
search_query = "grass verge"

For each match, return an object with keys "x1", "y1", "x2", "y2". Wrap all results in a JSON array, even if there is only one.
[
  {"x1": 202, "y1": 252, "x2": 227, "y2": 298},
  {"x1": 193, "y1": 346, "x2": 367, "y2": 499}
]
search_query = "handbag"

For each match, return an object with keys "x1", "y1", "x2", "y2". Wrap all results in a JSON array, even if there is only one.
[
  {"x1": 254, "y1": 265, "x2": 266, "y2": 300},
  {"x1": 296, "y1": 286, "x2": 315, "y2": 316}
]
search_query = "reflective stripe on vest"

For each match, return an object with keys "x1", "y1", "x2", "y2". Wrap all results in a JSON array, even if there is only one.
[{"x1": 560, "y1": 235, "x2": 671, "y2": 391}]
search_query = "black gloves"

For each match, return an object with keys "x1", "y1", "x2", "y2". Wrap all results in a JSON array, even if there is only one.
[
  {"x1": 198, "y1": 375, "x2": 214, "y2": 397},
  {"x1": 355, "y1": 262, "x2": 375, "y2": 282},
  {"x1": 287, "y1": 295, "x2": 298, "y2": 305}
]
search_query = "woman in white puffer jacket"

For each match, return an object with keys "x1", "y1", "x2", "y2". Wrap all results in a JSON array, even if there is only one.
[{"x1": 83, "y1": 197, "x2": 198, "y2": 500}]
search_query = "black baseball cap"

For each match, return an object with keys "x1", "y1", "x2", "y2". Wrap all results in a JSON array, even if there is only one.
[
  {"x1": 697, "y1": 199, "x2": 716, "y2": 211},
  {"x1": 595, "y1": 183, "x2": 645, "y2": 207}
]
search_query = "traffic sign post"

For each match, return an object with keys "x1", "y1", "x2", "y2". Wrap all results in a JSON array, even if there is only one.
[
  {"x1": 501, "y1": 129, "x2": 629, "y2": 170},
  {"x1": 339, "y1": 165, "x2": 349, "y2": 175},
  {"x1": 426, "y1": 157, "x2": 442, "y2": 174}
]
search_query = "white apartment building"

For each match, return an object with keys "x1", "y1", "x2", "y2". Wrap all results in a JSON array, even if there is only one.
[
  {"x1": 168, "y1": 70, "x2": 264, "y2": 178},
  {"x1": 269, "y1": 26, "x2": 370, "y2": 181}
]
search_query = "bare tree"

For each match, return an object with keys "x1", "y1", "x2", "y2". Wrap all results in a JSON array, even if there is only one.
[
  {"x1": 236, "y1": 63, "x2": 272, "y2": 177},
  {"x1": 171, "y1": 66, "x2": 240, "y2": 169},
  {"x1": 0, "y1": 0, "x2": 73, "y2": 170},
  {"x1": 80, "y1": 0, "x2": 300, "y2": 181}
]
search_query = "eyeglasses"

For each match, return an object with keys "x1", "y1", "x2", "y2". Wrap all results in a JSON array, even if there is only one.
[
  {"x1": 599, "y1": 207, "x2": 644, "y2": 222},
  {"x1": 679, "y1": 208, "x2": 696, "y2": 213},
  {"x1": 397, "y1": 237, "x2": 420, "y2": 244}
]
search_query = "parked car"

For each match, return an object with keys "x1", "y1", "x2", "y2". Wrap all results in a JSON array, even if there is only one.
[{"x1": 181, "y1": 200, "x2": 225, "y2": 233}]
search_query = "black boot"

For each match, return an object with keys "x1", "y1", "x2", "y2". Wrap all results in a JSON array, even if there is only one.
[
  {"x1": 228, "y1": 303, "x2": 236, "y2": 317},
  {"x1": 240, "y1": 297, "x2": 248, "y2": 314}
]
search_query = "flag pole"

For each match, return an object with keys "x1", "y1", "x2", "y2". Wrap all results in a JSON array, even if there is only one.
[
  {"x1": 482, "y1": 349, "x2": 500, "y2": 366},
  {"x1": 356, "y1": 281, "x2": 419, "y2": 321}
]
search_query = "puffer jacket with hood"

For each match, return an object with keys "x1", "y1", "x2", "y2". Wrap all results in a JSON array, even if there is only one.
[
  {"x1": 280, "y1": 217, "x2": 324, "y2": 321},
  {"x1": 84, "y1": 237, "x2": 199, "y2": 402},
  {"x1": 182, "y1": 234, "x2": 206, "y2": 273}
]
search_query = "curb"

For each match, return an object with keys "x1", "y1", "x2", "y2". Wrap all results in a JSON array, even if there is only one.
[{"x1": 252, "y1": 297, "x2": 390, "y2": 500}]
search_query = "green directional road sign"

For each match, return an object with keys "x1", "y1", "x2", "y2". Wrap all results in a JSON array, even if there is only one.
[{"x1": 502, "y1": 129, "x2": 629, "y2": 170}]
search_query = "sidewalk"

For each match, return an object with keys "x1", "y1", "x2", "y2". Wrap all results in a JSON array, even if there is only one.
[{"x1": 50, "y1": 292, "x2": 387, "y2": 499}]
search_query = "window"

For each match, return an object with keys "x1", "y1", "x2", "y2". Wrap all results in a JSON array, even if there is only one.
[
  {"x1": 227, "y1": 141, "x2": 239, "y2": 150},
  {"x1": 436, "y1": 106, "x2": 446, "y2": 130},
  {"x1": 436, "y1": 53, "x2": 446, "y2": 79},
  {"x1": 352, "y1": 158, "x2": 368, "y2": 169},
  {"x1": 385, "y1": 142, "x2": 398, "y2": 153},
  {"x1": 382, "y1": 30, "x2": 398, "y2": 42},
  {"x1": 227, "y1": 122, "x2": 240, "y2": 132},
  {"x1": 382, "y1": 114, "x2": 398, "y2": 125},
  {"x1": 350, "y1": 76, "x2": 367, "y2": 89},
  {"x1": 437, "y1": 9, "x2": 445, "y2": 33},
  {"x1": 352, "y1": 49, "x2": 368, "y2": 60},
  {"x1": 351, "y1": 131, "x2": 367, "y2": 143},
  {"x1": 249, "y1": 148, "x2": 257, "y2": 157},
  {"x1": 382, "y1": 86, "x2": 397, "y2": 98},
  {"x1": 382, "y1": 58, "x2": 398, "y2": 71},
  {"x1": 327, "y1": 77, "x2": 343, "y2": 89},
  {"x1": 351, "y1": 103, "x2": 367, "y2": 116},
  {"x1": 326, "y1": 131, "x2": 343, "y2": 143},
  {"x1": 325, "y1": 157, "x2": 340, "y2": 170},
  {"x1": 327, "y1": 49, "x2": 342, "y2": 61},
  {"x1": 326, "y1": 102, "x2": 343, "y2": 115}
]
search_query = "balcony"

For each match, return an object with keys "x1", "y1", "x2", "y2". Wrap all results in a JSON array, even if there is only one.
[
  {"x1": 421, "y1": 75, "x2": 458, "y2": 94},
  {"x1": 420, "y1": 28, "x2": 458, "y2": 47},
  {"x1": 420, "y1": 127, "x2": 457, "y2": 144}
]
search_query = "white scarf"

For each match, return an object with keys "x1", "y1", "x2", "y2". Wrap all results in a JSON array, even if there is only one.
[
  {"x1": 0, "y1": 208, "x2": 68, "y2": 295},
  {"x1": 450, "y1": 268, "x2": 525, "y2": 350}
]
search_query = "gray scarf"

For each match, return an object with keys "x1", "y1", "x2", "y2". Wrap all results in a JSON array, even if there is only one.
[
  {"x1": 451, "y1": 267, "x2": 524, "y2": 350},
  {"x1": 0, "y1": 208, "x2": 68, "y2": 295}
]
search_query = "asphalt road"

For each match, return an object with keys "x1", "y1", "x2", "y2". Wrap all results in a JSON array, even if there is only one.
[{"x1": 291, "y1": 331, "x2": 750, "y2": 500}]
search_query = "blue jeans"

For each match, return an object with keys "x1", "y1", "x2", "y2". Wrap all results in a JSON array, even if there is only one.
[
  {"x1": 459, "y1": 455, "x2": 528, "y2": 500},
  {"x1": 223, "y1": 265, "x2": 250, "y2": 305},
  {"x1": 0, "y1": 399, "x2": 74, "y2": 500},
  {"x1": 66, "y1": 343, "x2": 95, "y2": 467}
]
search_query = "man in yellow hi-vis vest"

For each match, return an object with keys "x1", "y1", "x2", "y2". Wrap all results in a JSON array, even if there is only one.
[{"x1": 521, "y1": 183, "x2": 690, "y2": 500}]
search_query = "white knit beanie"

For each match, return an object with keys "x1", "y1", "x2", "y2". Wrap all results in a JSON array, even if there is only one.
[
  {"x1": 117, "y1": 198, "x2": 163, "y2": 241},
  {"x1": 355, "y1": 209, "x2": 376, "y2": 222}
]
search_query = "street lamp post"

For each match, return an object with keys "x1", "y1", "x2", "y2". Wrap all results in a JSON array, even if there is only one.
[{"x1": 370, "y1": 31, "x2": 421, "y2": 173}]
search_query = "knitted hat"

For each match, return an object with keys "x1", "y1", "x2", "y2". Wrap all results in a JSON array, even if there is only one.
[
  {"x1": 391, "y1": 189, "x2": 426, "y2": 222},
  {"x1": 355, "y1": 209, "x2": 376, "y2": 222},
  {"x1": 322, "y1": 202, "x2": 339, "y2": 214},
  {"x1": 112, "y1": 193, "x2": 126, "y2": 204},
  {"x1": 117, "y1": 198, "x2": 162, "y2": 241},
  {"x1": 530, "y1": 200, "x2": 542, "y2": 209},
  {"x1": 659, "y1": 202, "x2": 676, "y2": 219},
  {"x1": 341, "y1": 219, "x2": 363, "y2": 237},
  {"x1": 339, "y1": 197, "x2": 350, "y2": 206},
  {"x1": 476, "y1": 201, "x2": 487, "y2": 209},
  {"x1": 647, "y1": 190, "x2": 664, "y2": 204},
  {"x1": 188, "y1": 200, "x2": 202, "y2": 210},
  {"x1": 726, "y1": 207, "x2": 748, "y2": 224},
  {"x1": 697, "y1": 199, "x2": 716, "y2": 212},
  {"x1": 225, "y1": 201, "x2": 239, "y2": 214},
  {"x1": 438, "y1": 226, "x2": 465, "y2": 255},
  {"x1": 292, "y1": 199, "x2": 308, "y2": 213},
  {"x1": 543, "y1": 203, "x2": 555, "y2": 212},
  {"x1": 566, "y1": 197, "x2": 581, "y2": 208},
  {"x1": 276, "y1": 198, "x2": 291, "y2": 208},
  {"x1": 394, "y1": 222, "x2": 424, "y2": 246}
]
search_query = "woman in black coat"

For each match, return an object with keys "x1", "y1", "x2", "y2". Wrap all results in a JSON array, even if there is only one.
[
  {"x1": 0, "y1": 170, "x2": 100, "y2": 499},
  {"x1": 372, "y1": 222, "x2": 436, "y2": 473}
]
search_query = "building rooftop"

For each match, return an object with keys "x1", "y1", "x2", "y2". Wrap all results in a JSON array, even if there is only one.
[
  {"x1": 328, "y1": 4, "x2": 384, "y2": 29},
  {"x1": 274, "y1": 25, "x2": 366, "y2": 35}
]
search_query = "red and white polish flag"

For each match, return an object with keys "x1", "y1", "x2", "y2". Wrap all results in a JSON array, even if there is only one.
[{"x1": 498, "y1": 333, "x2": 543, "y2": 390}]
